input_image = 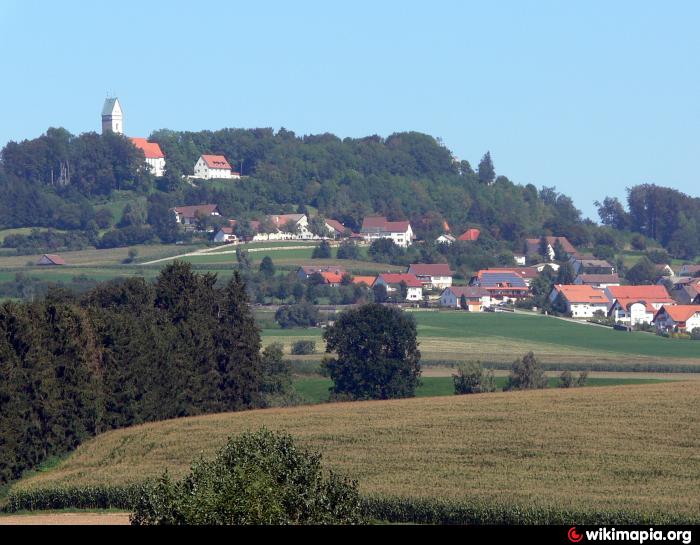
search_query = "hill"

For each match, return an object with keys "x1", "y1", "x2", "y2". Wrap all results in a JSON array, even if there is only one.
[{"x1": 11, "y1": 382, "x2": 700, "y2": 518}]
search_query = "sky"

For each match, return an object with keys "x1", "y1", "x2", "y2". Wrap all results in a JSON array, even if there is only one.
[{"x1": 1, "y1": 0, "x2": 698, "y2": 219}]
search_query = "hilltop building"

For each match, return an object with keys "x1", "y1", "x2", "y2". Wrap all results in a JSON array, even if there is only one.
[
  {"x1": 102, "y1": 98, "x2": 124, "y2": 135},
  {"x1": 130, "y1": 137, "x2": 165, "y2": 177}
]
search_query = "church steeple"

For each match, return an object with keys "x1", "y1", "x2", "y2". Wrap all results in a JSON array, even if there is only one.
[{"x1": 102, "y1": 97, "x2": 123, "y2": 134}]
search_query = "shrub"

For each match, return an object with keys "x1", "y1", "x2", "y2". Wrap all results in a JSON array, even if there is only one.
[
  {"x1": 336, "y1": 241, "x2": 360, "y2": 260},
  {"x1": 312, "y1": 241, "x2": 332, "y2": 259},
  {"x1": 453, "y1": 361, "x2": 496, "y2": 394},
  {"x1": 130, "y1": 429, "x2": 365, "y2": 525},
  {"x1": 275, "y1": 303, "x2": 320, "y2": 329},
  {"x1": 503, "y1": 352, "x2": 548, "y2": 391},
  {"x1": 291, "y1": 340, "x2": 316, "y2": 355}
]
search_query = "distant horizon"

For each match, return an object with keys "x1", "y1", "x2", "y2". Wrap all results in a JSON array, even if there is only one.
[{"x1": 1, "y1": 0, "x2": 698, "y2": 220}]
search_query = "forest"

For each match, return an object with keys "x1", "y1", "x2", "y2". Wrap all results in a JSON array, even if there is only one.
[{"x1": 0, "y1": 126, "x2": 698, "y2": 260}]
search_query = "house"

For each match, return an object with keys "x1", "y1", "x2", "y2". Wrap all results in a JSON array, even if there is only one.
[
  {"x1": 213, "y1": 227, "x2": 237, "y2": 243},
  {"x1": 373, "y1": 274, "x2": 423, "y2": 301},
  {"x1": 319, "y1": 271, "x2": 344, "y2": 287},
  {"x1": 457, "y1": 229, "x2": 481, "y2": 242},
  {"x1": 667, "y1": 279, "x2": 700, "y2": 305},
  {"x1": 360, "y1": 217, "x2": 415, "y2": 248},
  {"x1": 172, "y1": 204, "x2": 221, "y2": 227},
  {"x1": 407, "y1": 264, "x2": 454, "y2": 290},
  {"x1": 679, "y1": 264, "x2": 700, "y2": 278},
  {"x1": 297, "y1": 266, "x2": 347, "y2": 282},
  {"x1": 351, "y1": 275, "x2": 377, "y2": 287},
  {"x1": 525, "y1": 236, "x2": 579, "y2": 261},
  {"x1": 653, "y1": 305, "x2": 700, "y2": 333},
  {"x1": 37, "y1": 254, "x2": 66, "y2": 266},
  {"x1": 574, "y1": 273, "x2": 621, "y2": 289},
  {"x1": 436, "y1": 234, "x2": 456, "y2": 245},
  {"x1": 571, "y1": 257, "x2": 616, "y2": 276},
  {"x1": 193, "y1": 155, "x2": 241, "y2": 180},
  {"x1": 604, "y1": 285, "x2": 674, "y2": 310},
  {"x1": 439, "y1": 286, "x2": 491, "y2": 311},
  {"x1": 269, "y1": 214, "x2": 313, "y2": 239},
  {"x1": 324, "y1": 219, "x2": 348, "y2": 239},
  {"x1": 130, "y1": 137, "x2": 166, "y2": 177},
  {"x1": 482, "y1": 267, "x2": 539, "y2": 287},
  {"x1": 549, "y1": 285, "x2": 609, "y2": 319},
  {"x1": 470, "y1": 271, "x2": 530, "y2": 302},
  {"x1": 654, "y1": 264, "x2": 675, "y2": 278}
]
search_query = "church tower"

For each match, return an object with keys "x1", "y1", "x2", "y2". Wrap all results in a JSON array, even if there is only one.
[{"x1": 102, "y1": 97, "x2": 124, "y2": 134}]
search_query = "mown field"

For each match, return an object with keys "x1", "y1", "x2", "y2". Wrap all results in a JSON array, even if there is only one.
[
  {"x1": 10, "y1": 382, "x2": 700, "y2": 518},
  {"x1": 263, "y1": 311, "x2": 700, "y2": 367}
]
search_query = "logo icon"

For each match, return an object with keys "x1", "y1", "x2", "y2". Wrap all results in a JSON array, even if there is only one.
[{"x1": 568, "y1": 527, "x2": 584, "y2": 543}]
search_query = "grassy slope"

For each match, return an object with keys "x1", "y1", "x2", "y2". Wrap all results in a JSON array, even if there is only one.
[
  {"x1": 262, "y1": 311, "x2": 700, "y2": 365},
  {"x1": 11, "y1": 382, "x2": 700, "y2": 517}
]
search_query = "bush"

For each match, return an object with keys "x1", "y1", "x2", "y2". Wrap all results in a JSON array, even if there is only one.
[
  {"x1": 336, "y1": 241, "x2": 360, "y2": 260},
  {"x1": 503, "y1": 352, "x2": 548, "y2": 391},
  {"x1": 130, "y1": 429, "x2": 365, "y2": 525},
  {"x1": 453, "y1": 361, "x2": 496, "y2": 394},
  {"x1": 312, "y1": 241, "x2": 332, "y2": 259},
  {"x1": 291, "y1": 340, "x2": 316, "y2": 355},
  {"x1": 558, "y1": 370, "x2": 588, "y2": 388},
  {"x1": 275, "y1": 303, "x2": 320, "y2": 329}
]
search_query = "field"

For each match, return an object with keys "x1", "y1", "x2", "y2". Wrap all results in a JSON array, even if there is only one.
[
  {"x1": 10, "y1": 382, "x2": 700, "y2": 518},
  {"x1": 263, "y1": 311, "x2": 700, "y2": 367}
]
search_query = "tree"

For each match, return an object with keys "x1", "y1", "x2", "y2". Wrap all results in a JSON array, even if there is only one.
[
  {"x1": 259, "y1": 256, "x2": 275, "y2": 278},
  {"x1": 336, "y1": 241, "x2": 360, "y2": 260},
  {"x1": 312, "y1": 240, "x2": 332, "y2": 259},
  {"x1": 555, "y1": 262, "x2": 576, "y2": 285},
  {"x1": 275, "y1": 303, "x2": 319, "y2": 329},
  {"x1": 131, "y1": 429, "x2": 364, "y2": 525},
  {"x1": 503, "y1": 352, "x2": 548, "y2": 391},
  {"x1": 539, "y1": 236, "x2": 550, "y2": 261},
  {"x1": 372, "y1": 283, "x2": 388, "y2": 303},
  {"x1": 626, "y1": 256, "x2": 657, "y2": 285},
  {"x1": 477, "y1": 151, "x2": 495, "y2": 185},
  {"x1": 236, "y1": 247, "x2": 251, "y2": 272},
  {"x1": 453, "y1": 361, "x2": 496, "y2": 394},
  {"x1": 322, "y1": 304, "x2": 421, "y2": 400}
]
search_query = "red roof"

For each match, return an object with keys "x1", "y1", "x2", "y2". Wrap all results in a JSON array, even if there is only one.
[
  {"x1": 173, "y1": 204, "x2": 220, "y2": 219},
  {"x1": 375, "y1": 273, "x2": 423, "y2": 288},
  {"x1": 320, "y1": 271, "x2": 344, "y2": 284},
  {"x1": 130, "y1": 138, "x2": 165, "y2": 159},
  {"x1": 458, "y1": 229, "x2": 481, "y2": 242},
  {"x1": 41, "y1": 254, "x2": 66, "y2": 265},
  {"x1": 361, "y1": 216, "x2": 412, "y2": 234},
  {"x1": 444, "y1": 286, "x2": 489, "y2": 299},
  {"x1": 614, "y1": 298, "x2": 666, "y2": 314},
  {"x1": 607, "y1": 285, "x2": 672, "y2": 302},
  {"x1": 555, "y1": 285, "x2": 609, "y2": 304},
  {"x1": 655, "y1": 305, "x2": 700, "y2": 323},
  {"x1": 408, "y1": 263, "x2": 454, "y2": 277},
  {"x1": 526, "y1": 236, "x2": 578, "y2": 256},
  {"x1": 269, "y1": 214, "x2": 305, "y2": 228},
  {"x1": 352, "y1": 275, "x2": 376, "y2": 286},
  {"x1": 325, "y1": 219, "x2": 346, "y2": 234},
  {"x1": 201, "y1": 155, "x2": 232, "y2": 171}
]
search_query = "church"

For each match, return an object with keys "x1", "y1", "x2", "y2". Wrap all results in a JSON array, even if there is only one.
[{"x1": 102, "y1": 97, "x2": 166, "y2": 177}]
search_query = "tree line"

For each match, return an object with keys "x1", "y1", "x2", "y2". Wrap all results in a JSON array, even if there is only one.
[{"x1": 0, "y1": 262, "x2": 290, "y2": 484}]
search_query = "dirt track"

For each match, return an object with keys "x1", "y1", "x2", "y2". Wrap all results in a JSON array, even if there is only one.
[{"x1": 0, "y1": 513, "x2": 131, "y2": 525}]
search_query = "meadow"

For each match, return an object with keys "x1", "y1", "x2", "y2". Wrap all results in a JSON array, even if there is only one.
[{"x1": 10, "y1": 382, "x2": 699, "y2": 518}]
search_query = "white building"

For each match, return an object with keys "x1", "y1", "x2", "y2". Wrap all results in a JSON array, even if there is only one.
[
  {"x1": 130, "y1": 138, "x2": 166, "y2": 177},
  {"x1": 653, "y1": 305, "x2": 700, "y2": 333},
  {"x1": 213, "y1": 227, "x2": 238, "y2": 243},
  {"x1": 549, "y1": 285, "x2": 609, "y2": 319},
  {"x1": 172, "y1": 204, "x2": 221, "y2": 228},
  {"x1": 102, "y1": 97, "x2": 124, "y2": 135},
  {"x1": 407, "y1": 264, "x2": 454, "y2": 290},
  {"x1": 439, "y1": 286, "x2": 491, "y2": 311},
  {"x1": 373, "y1": 274, "x2": 423, "y2": 302},
  {"x1": 361, "y1": 216, "x2": 414, "y2": 248},
  {"x1": 193, "y1": 155, "x2": 241, "y2": 180}
]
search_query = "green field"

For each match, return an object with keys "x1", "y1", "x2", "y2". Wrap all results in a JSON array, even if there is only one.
[
  {"x1": 292, "y1": 376, "x2": 669, "y2": 403},
  {"x1": 263, "y1": 311, "x2": 700, "y2": 366}
]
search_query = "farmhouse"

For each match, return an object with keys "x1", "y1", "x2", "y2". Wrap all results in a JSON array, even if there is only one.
[
  {"x1": 525, "y1": 236, "x2": 579, "y2": 261},
  {"x1": 268, "y1": 214, "x2": 313, "y2": 239},
  {"x1": 407, "y1": 263, "x2": 454, "y2": 290},
  {"x1": 37, "y1": 254, "x2": 66, "y2": 266},
  {"x1": 172, "y1": 204, "x2": 221, "y2": 227},
  {"x1": 549, "y1": 285, "x2": 609, "y2": 319},
  {"x1": 318, "y1": 271, "x2": 344, "y2": 287},
  {"x1": 470, "y1": 270, "x2": 529, "y2": 302},
  {"x1": 361, "y1": 217, "x2": 414, "y2": 248},
  {"x1": 439, "y1": 286, "x2": 491, "y2": 311},
  {"x1": 373, "y1": 273, "x2": 423, "y2": 301},
  {"x1": 574, "y1": 273, "x2": 621, "y2": 289},
  {"x1": 324, "y1": 219, "x2": 347, "y2": 239},
  {"x1": 653, "y1": 305, "x2": 700, "y2": 333},
  {"x1": 604, "y1": 285, "x2": 674, "y2": 314},
  {"x1": 213, "y1": 227, "x2": 237, "y2": 243},
  {"x1": 130, "y1": 137, "x2": 165, "y2": 177},
  {"x1": 193, "y1": 155, "x2": 241, "y2": 180},
  {"x1": 297, "y1": 266, "x2": 347, "y2": 282}
]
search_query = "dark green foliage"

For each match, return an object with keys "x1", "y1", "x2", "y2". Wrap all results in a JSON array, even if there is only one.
[
  {"x1": 259, "y1": 256, "x2": 275, "y2": 278},
  {"x1": 312, "y1": 240, "x2": 332, "y2": 259},
  {"x1": 478, "y1": 151, "x2": 495, "y2": 185},
  {"x1": 368, "y1": 238, "x2": 404, "y2": 263},
  {"x1": 2, "y1": 229, "x2": 92, "y2": 254},
  {"x1": 322, "y1": 304, "x2": 421, "y2": 400},
  {"x1": 259, "y1": 343, "x2": 298, "y2": 407},
  {"x1": 503, "y1": 352, "x2": 548, "y2": 391},
  {"x1": 291, "y1": 340, "x2": 316, "y2": 355},
  {"x1": 275, "y1": 303, "x2": 320, "y2": 329},
  {"x1": 336, "y1": 240, "x2": 360, "y2": 260},
  {"x1": 626, "y1": 257, "x2": 657, "y2": 285},
  {"x1": 559, "y1": 370, "x2": 589, "y2": 388},
  {"x1": 130, "y1": 429, "x2": 365, "y2": 525},
  {"x1": 453, "y1": 362, "x2": 496, "y2": 394},
  {"x1": 555, "y1": 262, "x2": 576, "y2": 285}
]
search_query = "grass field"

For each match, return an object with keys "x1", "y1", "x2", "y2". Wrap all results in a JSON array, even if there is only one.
[
  {"x1": 10, "y1": 382, "x2": 699, "y2": 517},
  {"x1": 292, "y1": 376, "x2": 670, "y2": 404},
  {"x1": 262, "y1": 311, "x2": 700, "y2": 367}
]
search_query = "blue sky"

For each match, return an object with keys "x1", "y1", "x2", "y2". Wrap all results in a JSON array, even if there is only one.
[{"x1": 1, "y1": 0, "x2": 698, "y2": 219}]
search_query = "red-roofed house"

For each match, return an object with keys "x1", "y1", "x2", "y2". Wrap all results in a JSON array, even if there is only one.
[
  {"x1": 213, "y1": 226, "x2": 237, "y2": 243},
  {"x1": 130, "y1": 137, "x2": 166, "y2": 177},
  {"x1": 458, "y1": 228, "x2": 481, "y2": 242},
  {"x1": 360, "y1": 216, "x2": 414, "y2": 248},
  {"x1": 605, "y1": 285, "x2": 675, "y2": 326},
  {"x1": 193, "y1": 155, "x2": 241, "y2": 180},
  {"x1": 37, "y1": 254, "x2": 66, "y2": 266},
  {"x1": 319, "y1": 271, "x2": 344, "y2": 287},
  {"x1": 574, "y1": 273, "x2": 621, "y2": 289},
  {"x1": 373, "y1": 273, "x2": 423, "y2": 301},
  {"x1": 653, "y1": 305, "x2": 700, "y2": 333},
  {"x1": 351, "y1": 275, "x2": 377, "y2": 287},
  {"x1": 549, "y1": 285, "x2": 609, "y2": 318},
  {"x1": 324, "y1": 219, "x2": 348, "y2": 238},
  {"x1": 407, "y1": 263, "x2": 454, "y2": 289},
  {"x1": 297, "y1": 266, "x2": 347, "y2": 282},
  {"x1": 172, "y1": 204, "x2": 221, "y2": 227}
]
